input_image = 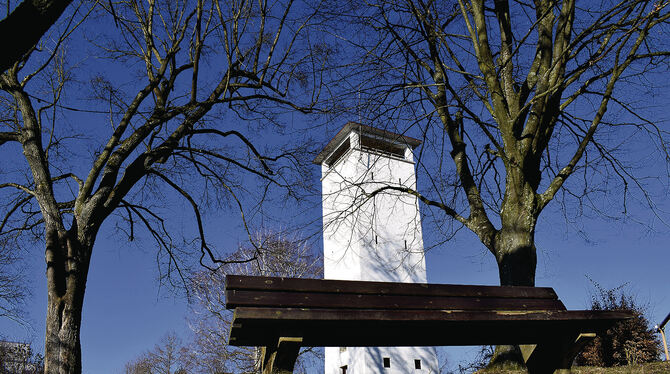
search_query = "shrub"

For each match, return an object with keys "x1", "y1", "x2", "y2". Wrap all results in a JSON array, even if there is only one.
[{"x1": 575, "y1": 281, "x2": 660, "y2": 366}]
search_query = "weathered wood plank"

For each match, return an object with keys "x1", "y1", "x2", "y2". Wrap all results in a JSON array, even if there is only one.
[
  {"x1": 228, "y1": 308, "x2": 631, "y2": 347},
  {"x1": 523, "y1": 333, "x2": 596, "y2": 374},
  {"x1": 228, "y1": 308, "x2": 628, "y2": 347},
  {"x1": 232, "y1": 307, "x2": 633, "y2": 323},
  {"x1": 261, "y1": 337, "x2": 302, "y2": 374},
  {"x1": 226, "y1": 289, "x2": 567, "y2": 311},
  {"x1": 225, "y1": 275, "x2": 559, "y2": 299}
]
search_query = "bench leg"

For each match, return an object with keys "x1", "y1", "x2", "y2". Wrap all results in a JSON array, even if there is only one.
[
  {"x1": 261, "y1": 337, "x2": 303, "y2": 374},
  {"x1": 521, "y1": 333, "x2": 595, "y2": 374}
]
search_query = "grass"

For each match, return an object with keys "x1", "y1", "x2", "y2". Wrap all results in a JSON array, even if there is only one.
[
  {"x1": 571, "y1": 362, "x2": 670, "y2": 374},
  {"x1": 474, "y1": 361, "x2": 670, "y2": 374}
]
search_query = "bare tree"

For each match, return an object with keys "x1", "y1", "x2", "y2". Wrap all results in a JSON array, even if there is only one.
[
  {"x1": 0, "y1": 340, "x2": 44, "y2": 374},
  {"x1": 0, "y1": 237, "x2": 27, "y2": 324},
  {"x1": 124, "y1": 333, "x2": 189, "y2": 374},
  {"x1": 0, "y1": 0, "x2": 326, "y2": 372},
  {"x1": 187, "y1": 231, "x2": 322, "y2": 374},
  {"x1": 329, "y1": 0, "x2": 670, "y2": 366}
]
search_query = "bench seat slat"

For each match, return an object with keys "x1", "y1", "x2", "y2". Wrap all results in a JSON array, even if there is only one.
[
  {"x1": 229, "y1": 307, "x2": 631, "y2": 347},
  {"x1": 226, "y1": 289, "x2": 567, "y2": 311},
  {"x1": 232, "y1": 307, "x2": 632, "y2": 322},
  {"x1": 225, "y1": 275, "x2": 559, "y2": 300}
]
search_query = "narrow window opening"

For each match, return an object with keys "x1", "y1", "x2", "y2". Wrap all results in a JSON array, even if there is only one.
[
  {"x1": 325, "y1": 139, "x2": 351, "y2": 167},
  {"x1": 371, "y1": 172, "x2": 374, "y2": 180},
  {"x1": 383, "y1": 357, "x2": 390, "y2": 368},
  {"x1": 399, "y1": 178, "x2": 402, "y2": 185},
  {"x1": 360, "y1": 135, "x2": 405, "y2": 159},
  {"x1": 414, "y1": 359, "x2": 421, "y2": 370},
  {"x1": 341, "y1": 365, "x2": 348, "y2": 374},
  {"x1": 375, "y1": 235, "x2": 378, "y2": 244},
  {"x1": 404, "y1": 240, "x2": 407, "y2": 249}
]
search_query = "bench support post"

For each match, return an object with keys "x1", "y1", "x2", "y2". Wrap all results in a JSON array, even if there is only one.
[
  {"x1": 261, "y1": 337, "x2": 303, "y2": 374},
  {"x1": 521, "y1": 333, "x2": 595, "y2": 374}
]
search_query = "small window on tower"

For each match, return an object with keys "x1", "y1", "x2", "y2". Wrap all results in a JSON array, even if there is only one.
[
  {"x1": 383, "y1": 357, "x2": 391, "y2": 368},
  {"x1": 360, "y1": 135, "x2": 405, "y2": 159},
  {"x1": 325, "y1": 139, "x2": 351, "y2": 167},
  {"x1": 340, "y1": 347, "x2": 347, "y2": 353},
  {"x1": 415, "y1": 359, "x2": 422, "y2": 369},
  {"x1": 341, "y1": 365, "x2": 348, "y2": 374}
]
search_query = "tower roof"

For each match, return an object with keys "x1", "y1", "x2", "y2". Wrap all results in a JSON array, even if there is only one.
[{"x1": 313, "y1": 122, "x2": 422, "y2": 165}]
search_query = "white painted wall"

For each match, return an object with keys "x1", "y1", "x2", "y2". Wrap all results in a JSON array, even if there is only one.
[{"x1": 321, "y1": 129, "x2": 439, "y2": 374}]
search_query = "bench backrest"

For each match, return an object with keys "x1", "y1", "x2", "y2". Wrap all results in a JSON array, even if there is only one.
[{"x1": 225, "y1": 275, "x2": 566, "y2": 312}]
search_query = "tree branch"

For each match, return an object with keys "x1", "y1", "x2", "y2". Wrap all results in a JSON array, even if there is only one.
[{"x1": 0, "y1": 0, "x2": 73, "y2": 73}]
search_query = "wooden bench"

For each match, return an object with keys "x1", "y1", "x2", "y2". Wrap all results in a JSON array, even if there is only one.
[{"x1": 225, "y1": 275, "x2": 633, "y2": 374}]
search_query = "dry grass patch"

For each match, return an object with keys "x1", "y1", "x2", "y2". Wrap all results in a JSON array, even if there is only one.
[{"x1": 474, "y1": 361, "x2": 670, "y2": 374}]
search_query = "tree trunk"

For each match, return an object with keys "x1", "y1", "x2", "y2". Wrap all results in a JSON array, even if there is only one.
[
  {"x1": 45, "y1": 288, "x2": 85, "y2": 374},
  {"x1": 488, "y1": 196, "x2": 538, "y2": 370},
  {"x1": 0, "y1": 0, "x2": 73, "y2": 73},
  {"x1": 494, "y1": 228, "x2": 537, "y2": 287},
  {"x1": 44, "y1": 228, "x2": 92, "y2": 374},
  {"x1": 493, "y1": 173, "x2": 539, "y2": 287}
]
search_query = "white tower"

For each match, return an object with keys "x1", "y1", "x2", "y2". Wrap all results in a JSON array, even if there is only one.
[{"x1": 315, "y1": 122, "x2": 439, "y2": 374}]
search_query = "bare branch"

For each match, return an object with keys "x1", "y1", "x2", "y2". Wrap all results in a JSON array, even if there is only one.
[
  {"x1": 0, "y1": 131, "x2": 20, "y2": 146},
  {"x1": 0, "y1": 183, "x2": 35, "y2": 196},
  {"x1": 0, "y1": 0, "x2": 73, "y2": 73}
]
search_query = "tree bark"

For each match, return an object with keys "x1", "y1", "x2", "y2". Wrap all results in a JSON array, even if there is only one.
[
  {"x1": 493, "y1": 164, "x2": 540, "y2": 288},
  {"x1": 488, "y1": 227, "x2": 538, "y2": 369},
  {"x1": 488, "y1": 186, "x2": 539, "y2": 369},
  {"x1": 0, "y1": 0, "x2": 73, "y2": 73},
  {"x1": 44, "y1": 227, "x2": 92, "y2": 374},
  {"x1": 494, "y1": 228, "x2": 537, "y2": 287}
]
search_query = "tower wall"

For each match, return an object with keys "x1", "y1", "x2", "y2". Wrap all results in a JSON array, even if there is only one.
[{"x1": 320, "y1": 125, "x2": 438, "y2": 374}]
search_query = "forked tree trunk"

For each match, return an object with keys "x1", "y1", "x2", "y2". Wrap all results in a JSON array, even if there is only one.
[
  {"x1": 9, "y1": 63, "x2": 93, "y2": 373},
  {"x1": 45, "y1": 288, "x2": 85, "y2": 373},
  {"x1": 44, "y1": 228, "x2": 92, "y2": 374}
]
